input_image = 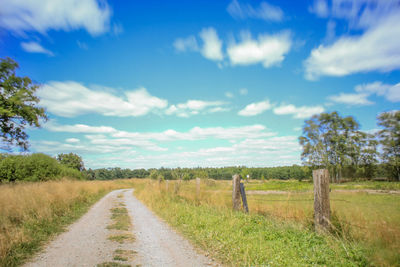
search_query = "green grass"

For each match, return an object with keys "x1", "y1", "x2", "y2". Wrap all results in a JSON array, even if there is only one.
[
  {"x1": 107, "y1": 207, "x2": 131, "y2": 231},
  {"x1": 246, "y1": 180, "x2": 313, "y2": 191},
  {"x1": 135, "y1": 188, "x2": 368, "y2": 266},
  {"x1": 108, "y1": 234, "x2": 135, "y2": 244},
  {"x1": 245, "y1": 179, "x2": 400, "y2": 192},
  {"x1": 113, "y1": 249, "x2": 136, "y2": 262}
]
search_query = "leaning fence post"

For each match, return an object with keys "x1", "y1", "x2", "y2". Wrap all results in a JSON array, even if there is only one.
[
  {"x1": 239, "y1": 182, "x2": 249, "y2": 213},
  {"x1": 196, "y1": 178, "x2": 200, "y2": 200},
  {"x1": 313, "y1": 169, "x2": 331, "y2": 233},
  {"x1": 232, "y1": 174, "x2": 241, "y2": 211}
]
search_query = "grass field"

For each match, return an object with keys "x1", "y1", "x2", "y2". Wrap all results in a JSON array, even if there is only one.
[
  {"x1": 134, "y1": 179, "x2": 400, "y2": 266},
  {"x1": 1, "y1": 178, "x2": 398, "y2": 266},
  {"x1": 0, "y1": 179, "x2": 136, "y2": 267}
]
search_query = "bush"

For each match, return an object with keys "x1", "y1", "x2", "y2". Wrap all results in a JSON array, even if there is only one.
[{"x1": 0, "y1": 153, "x2": 83, "y2": 182}]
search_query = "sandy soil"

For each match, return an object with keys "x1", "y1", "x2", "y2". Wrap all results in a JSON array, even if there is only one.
[{"x1": 24, "y1": 189, "x2": 217, "y2": 267}]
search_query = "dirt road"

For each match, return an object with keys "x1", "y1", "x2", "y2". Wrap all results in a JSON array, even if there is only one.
[{"x1": 24, "y1": 189, "x2": 217, "y2": 267}]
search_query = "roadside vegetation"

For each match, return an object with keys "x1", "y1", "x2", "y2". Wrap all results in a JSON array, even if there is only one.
[
  {"x1": 134, "y1": 179, "x2": 400, "y2": 266},
  {"x1": 0, "y1": 179, "x2": 135, "y2": 267}
]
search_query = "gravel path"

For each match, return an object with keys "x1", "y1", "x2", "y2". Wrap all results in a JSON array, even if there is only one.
[{"x1": 24, "y1": 189, "x2": 217, "y2": 267}]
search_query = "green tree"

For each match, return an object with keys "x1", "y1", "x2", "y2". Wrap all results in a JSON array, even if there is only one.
[
  {"x1": 299, "y1": 111, "x2": 360, "y2": 182},
  {"x1": 56, "y1": 153, "x2": 85, "y2": 171},
  {"x1": 0, "y1": 57, "x2": 47, "y2": 150},
  {"x1": 378, "y1": 111, "x2": 400, "y2": 181}
]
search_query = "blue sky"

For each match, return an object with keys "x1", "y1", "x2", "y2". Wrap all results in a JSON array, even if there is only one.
[{"x1": 0, "y1": 0, "x2": 399, "y2": 169}]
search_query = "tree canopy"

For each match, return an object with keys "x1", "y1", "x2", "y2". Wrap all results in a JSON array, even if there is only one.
[
  {"x1": 57, "y1": 153, "x2": 85, "y2": 172},
  {"x1": 378, "y1": 111, "x2": 400, "y2": 181},
  {"x1": 0, "y1": 57, "x2": 47, "y2": 151},
  {"x1": 299, "y1": 111, "x2": 379, "y2": 182}
]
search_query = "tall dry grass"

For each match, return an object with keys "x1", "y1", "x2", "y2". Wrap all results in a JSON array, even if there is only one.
[
  {"x1": 0, "y1": 179, "x2": 135, "y2": 266},
  {"x1": 153, "y1": 178, "x2": 400, "y2": 266}
]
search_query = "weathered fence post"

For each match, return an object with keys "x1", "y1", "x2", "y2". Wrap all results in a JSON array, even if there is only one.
[
  {"x1": 239, "y1": 182, "x2": 249, "y2": 213},
  {"x1": 232, "y1": 174, "x2": 241, "y2": 211},
  {"x1": 196, "y1": 178, "x2": 200, "y2": 200},
  {"x1": 313, "y1": 169, "x2": 331, "y2": 233},
  {"x1": 166, "y1": 180, "x2": 169, "y2": 192}
]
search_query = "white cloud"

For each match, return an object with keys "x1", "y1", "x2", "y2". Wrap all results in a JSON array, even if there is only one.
[
  {"x1": 34, "y1": 120, "x2": 303, "y2": 169},
  {"x1": 309, "y1": 0, "x2": 329, "y2": 17},
  {"x1": 239, "y1": 88, "x2": 248, "y2": 95},
  {"x1": 199, "y1": 27, "x2": 224, "y2": 61},
  {"x1": 0, "y1": 0, "x2": 112, "y2": 36},
  {"x1": 37, "y1": 81, "x2": 168, "y2": 117},
  {"x1": 328, "y1": 81, "x2": 400, "y2": 105},
  {"x1": 227, "y1": 0, "x2": 284, "y2": 22},
  {"x1": 173, "y1": 35, "x2": 198, "y2": 52},
  {"x1": 273, "y1": 104, "x2": 324, "y2": 119},
  {"x1": 227, "y1": 31, "x2": 292, "y2": 68},
  {"x1": 327, "y1": 93, "x2": 373, "y2": 105},
  {"x1": 225, "y1": 92, "x2": 234, "y2": 98},
  {"x1": 387, "y1": 84, "x2": 400, "y2": 102},
  {"x1": 44, "y1": 120, "x2": 117, "y2": 133},
  {"x1": 305, "y1": 1, "x2": 400, "y2": 80},
  {"x1": 21, "y1": 41, "x2": 53, "y2": 56},
  {"x1": 238, "y1": 100, "x2": 272, "y2": 116},
  {"x1": 65, "y1": 138, "x2": 80, "y2": 143},
  {"x1": 165, "y1": 100, "x2": 227, "y2": 118}
]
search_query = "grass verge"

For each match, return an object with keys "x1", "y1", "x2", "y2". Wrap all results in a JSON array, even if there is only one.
[{"x1": 134, "y1": 183, "x2": 368, "y2": 266}]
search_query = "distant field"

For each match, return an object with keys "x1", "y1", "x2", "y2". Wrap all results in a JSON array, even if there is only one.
[{"x1": 135, "y1": 178, "x2": 400, "y2": 266}]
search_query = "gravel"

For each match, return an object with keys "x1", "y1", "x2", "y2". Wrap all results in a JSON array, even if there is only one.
[{"x1": 24, "y1": 189, "x2": 218, "y2": 267}]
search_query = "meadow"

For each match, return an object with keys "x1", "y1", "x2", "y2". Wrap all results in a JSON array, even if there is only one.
[
  {"x1": 134, "y1": 178, "x2": 400, "y2": 266},
  {"x1": 1, "y1": 178, "x2": 398, "y2": 266}
]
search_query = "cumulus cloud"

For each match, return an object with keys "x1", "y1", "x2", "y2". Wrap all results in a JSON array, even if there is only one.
[
  {"x1": 227, "y1": 31, "x2": 292, "y2": 68},
  {"x1": 173, "y1": 35, "x2": 198, "y2": 52},
  {"x1": 273, "y1": 104, "x2": 324, "y2": 119},
  {"x1": 305, "y1": 1, "x2": 400, "y2": 79},
  {"x1": 37, "y1": 81, "x2": 168, "y2": 117},
  {"x1": 238, "y1": 100, "x2": 272, "y2": 116},
  {"x1": 173, "y1": 27, "x2": 223, "y2": 62},
  {"x1": 20, "y1": 41, "x2": 53, "y2": 56},
  {"x1": 199, "y1": 27, "x2": 224, "y2": 61},
  {"x1": 165, "y1": 100, "x2": 227, "y2": 118},
  {"x1": 227, "y1": 0, "x2": 284, "y2": 22},
  {"x1": 0, "y1": 0, "x2": 112, "y2": 36},
  {"x1": 328, "y1": 81, "x2": 400, "y2": 105}
]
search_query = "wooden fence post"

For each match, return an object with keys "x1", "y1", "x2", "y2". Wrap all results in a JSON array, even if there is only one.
[
  {"x1": 166, "y1": 180, "x2": 169, "y2": 191},
  {"x1": 239, "y1": 182, "x2": 249, "y2": 213},
  {"x1": 232, "y1": 174, "x2": 241, "y2": 211},
  {"x1": 196, "y1": 178, "x2": 200, "y2": 200},
  {"x1": 313, "y1": 169, "x2": 331, "y2": 233}
]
